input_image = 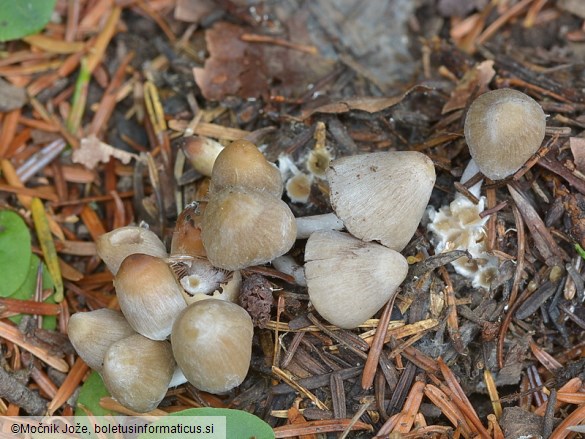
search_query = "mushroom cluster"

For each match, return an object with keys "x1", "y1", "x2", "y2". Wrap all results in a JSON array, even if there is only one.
[
  {"x1": 68, "y1": 138, "x2": 439, "y2": 412},
  {"x1": 69, "y1": 224, "x2": 253, "y2": 412}
]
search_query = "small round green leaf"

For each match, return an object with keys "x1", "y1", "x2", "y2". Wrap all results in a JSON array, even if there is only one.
[
  {"x1": 0, "y1": 210, "x2": 32, "y2": 297},
  {"x1": 75, "y1": 371, "x2": 114, "y2": 417},
  {"x1": 0, "y1": 0, "x2": 58, "y2": 42},
  {"x1": 141, "y1": 407, "x2": 275, "y2": 439}
]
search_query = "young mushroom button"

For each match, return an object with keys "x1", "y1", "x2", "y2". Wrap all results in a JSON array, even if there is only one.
[
  {"x1": 464, "y1": 88, "x2": 546, "y2": 180},
  {"x1": 210, "y1": 139, "x2": 283, "y2": 198},
  {"x1": 102, "y1": 334, "x2": 175, "y2": 413},
  {"x1": 67, "y1": 309, "x2": 135, "y2": 372},
  {"x1": 327, "y1": 151, "x2": 436, "y2": 251}
]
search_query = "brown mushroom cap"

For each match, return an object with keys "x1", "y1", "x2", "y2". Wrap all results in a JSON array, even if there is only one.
[
  {"x1": 171, "y1": 299, "x2": 253, "y2": 394},
  {"x1": 96, "y1": 226, "x2": 168, "y2": 275},
  {"x1": 464, "y1": 88, "x2": 546, "y2": 180},
  {"x1": 102, "y1": 334, "x2": 175, "y2": 413},
  {"x1": 114, "y1": 254, "x2": 187, "y2": 340},
  {"x1": 67, "y1": 309, "x2": 135, "y2": 372},
  {"x1": 210, "y1": 139, "x2": 283, "y2": 198},
  {"x1": 305, "y1": 230, "x2": 408, "y2": 329},
  {"x1": 327, "y1": 151, "x2": 436, "y2": 251},
  {"x1": 201, "y1": 187, "x2": 297, "y2": 270}
]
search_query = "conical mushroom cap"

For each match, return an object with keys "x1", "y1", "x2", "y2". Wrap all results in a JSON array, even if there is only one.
[
  {"x1": 201, "y1": 187, "x2": 297, "y2": 270},
  {"x1": 114, "y1": 254, "x2": 187, "y2": 340},
  {"x1": 464, "y1": 89, "x2": 546, "y2": 180},
  {"x1": 102, "y1": 334, "x2": 175, "y2": 413},
  {"x1": 327, "y1": 151, "x2": 435, "y2": 251},
  {"x1": 210, "y1": 139, "x2": 283, "y2": 198},
  {"x1": 305, "y1": 230, "x2": 408, "y2": 329}
]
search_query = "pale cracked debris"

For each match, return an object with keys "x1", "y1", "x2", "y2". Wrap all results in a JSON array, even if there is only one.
[
  {"x1": 73, "y1": 134, "x2": 139, "y2": 170},
  {"x1": 426, "y1": 195, "x2": 499, "y2": 289}
]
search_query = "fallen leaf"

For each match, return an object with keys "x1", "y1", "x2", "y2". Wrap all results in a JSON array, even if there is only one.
[
  {"x1": 442, "y1": 60, "x2": 495, "y2": 114},
  {"x1": 72, "y1": 135, "x2": 138, "y2": 170},
  {"x1": 301, "y1": 84, "x2": 431, "y2": 119}
]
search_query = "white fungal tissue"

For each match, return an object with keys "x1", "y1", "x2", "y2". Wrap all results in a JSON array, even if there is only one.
[{"x1": 426, "y1": 194, "x2": 499, "y2": 289}]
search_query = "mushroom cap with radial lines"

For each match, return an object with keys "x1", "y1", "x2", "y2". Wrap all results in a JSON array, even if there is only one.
[
  {"x1": 201, "y1": 187, "x2": 297, "y2": 270},
  {"x1": 464, "y1": 88, "x2": 546, "y2": 180},
  {"x1": 171, "y1": 299, "x2": 253, "y2": 394},
  {"x1": 102, "y1": 334, "x2": 175, "y2": 413},
  {"x1": 327, "y1": 151, "x2": 435, "y2": 251},
  {"x1": 114, "y1": 253, "x2": 187, "y2": 340},
  {"x1": 305, "y1": 230, "x2": 408, "y2": 329}
]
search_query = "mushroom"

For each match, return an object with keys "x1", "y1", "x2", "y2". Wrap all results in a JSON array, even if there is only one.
[
  {"x1": 464, "y1": 88, "x2": 546, "y2": 180},
  {"x1": 209, "y1": 139, "x2": 283, "y2": 198},
  {"x1": 171, "y1": 299, "x2": 253, "y2": 394},
  {"x1": 67, "y1": 309, "x2": 135, "y2": 372},
  {"x1": 180, "y1": 135, "x2": 224, "y2": 177},
  {"x1": 114, "y1": 253, "x2": 187, "y2": 340},
  {"x1": 327, "y1": 151, "x2": 436, "y2": 251},
  {"x1": 102, "y1": 334, "x2": 175, "y2": 413},
  {"x1": 304, "y1": 230, "x2": 408, "y2": 329},
  {"x1": 201, "y1": 187, "x2": 296, "y2": 270},
  {"x1": 96, "y1": 226, "x2": 167, "y2": 275}
]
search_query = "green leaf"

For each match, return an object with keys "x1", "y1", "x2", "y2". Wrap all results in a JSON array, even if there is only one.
[
  {"x1": 0, "y1": 210, "x2": 32, "y2": 297},
  {"x1": 8, "y1": 254, "x2": 56, "y2": 330},
  {"x1": 141, "y1": 408, "x2": 274, "y2": 439},
  {"x1": 0, "y1": 0, "x2": 58, "y2": 42},
  {"x1": 75, "y1": 371, "x2": 114, "y2": 417}
]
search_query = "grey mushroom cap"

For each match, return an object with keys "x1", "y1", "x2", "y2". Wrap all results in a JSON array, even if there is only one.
[
  {"x1": 464, "y1": 88, "x2": 546, "y2": 180},
  {"x1": 327, "y1": 151, "x2": 436, "y2": 251},
  {"x1": 305, "y1": 230, "x2": 408, "y2": 329}
]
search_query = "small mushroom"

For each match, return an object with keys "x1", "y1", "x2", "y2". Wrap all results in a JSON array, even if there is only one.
[
  {"x1": 102, "y1": 334, "x2": 175, "y2": 413},
  {"x1": 114, "y1": 254, "x2": 187, "y2": 340},
  {"x1": 96, "y1": 226, "x2": 167, "y2": 275},
  {"x1": 464, "y1": 88, "x2": 546, "y2": 180},
  {"x1": 180, "y1": 135, "x2": 224, "y2": 177},
  {"x1": 67, "y1": 309, "x2": 135, "y2": 372},
  {"x1": 304, "y1": 230, "x2": 408, "y2": 329},
  {"x1": 171, "y1": 299, "x2": 253, "y2": 394},
  {"x1": 327, "y1": 151, "x2": 436, "y2": 251},
  {"x1": 210, "y1": 139, "x2": 283, "y2": 198},
  {"x1": 201, "y1": 187, "x2": 297, "y2": 270}
]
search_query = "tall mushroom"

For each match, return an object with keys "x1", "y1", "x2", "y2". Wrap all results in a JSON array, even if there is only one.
[{"x1": 201, "y1": 140, "x2": 296, "y2": 270}]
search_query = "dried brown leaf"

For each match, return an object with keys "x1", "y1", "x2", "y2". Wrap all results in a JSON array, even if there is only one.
[
  {"x1": 442, "y1": 60, "x2": 495, "y2": 114},
  {"x1": 72, "y1": 135, "x2": 138, "y2": 170}
]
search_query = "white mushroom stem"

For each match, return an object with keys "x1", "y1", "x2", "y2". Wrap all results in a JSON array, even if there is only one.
[
  {"x1": 460, "y1": 158, "x2": 483, "y2": 199},
  {"x1": 169, "y1": 367, "x2": 188, "y2": 388},
  {"x1": 295, "y1": 213, "x2": 344, "y2": 239},
  {"x1": 272, "y1": 255, "x2": 307, "y2": 287}
]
